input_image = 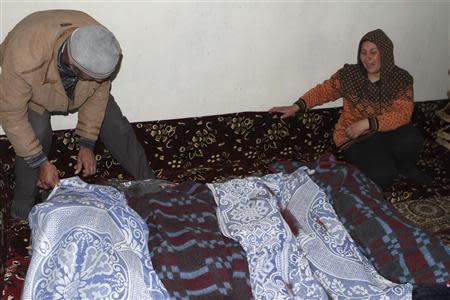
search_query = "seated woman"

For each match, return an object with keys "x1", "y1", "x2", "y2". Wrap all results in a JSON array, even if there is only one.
[{"x1": 270, "y1": 29, "x2": 430, "y2": 190}]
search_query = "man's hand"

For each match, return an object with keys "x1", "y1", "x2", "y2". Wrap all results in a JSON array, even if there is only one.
[
  {"x1": 269, "y1": 104, "x2": 300, "y2": 119},
  {"x1": 346, "y1": 119, "x2": 370, "y2": 139},
  {"x1": 75, "y1": 147, "x2": 97, "y2": 177},
  {"x1": 37, "y1": 161, "x2": 60, "y2": 189}
]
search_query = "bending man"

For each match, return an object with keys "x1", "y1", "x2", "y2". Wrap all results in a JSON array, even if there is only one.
[{"x1": 0, "y1": 10, "x2": 155, "y2": 219}]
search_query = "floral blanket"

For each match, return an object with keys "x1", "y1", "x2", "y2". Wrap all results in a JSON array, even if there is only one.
[
  {"x1": 208, "y1": 167, "x2": 413, "y2": 299},
  {"x1": 269, "y1": 153, "x2": 450, "y2": 286},
  {"x1": 22, "y1": 177, "x2": 169, "y2": 300}
]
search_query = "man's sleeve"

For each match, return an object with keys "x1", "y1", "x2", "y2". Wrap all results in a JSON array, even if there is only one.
[
  {"x1": 75, "y1": 81, "x2": 111, "y2": 142},
  {"x1": 0, "y1": 61, "x2": 43, "y2": 158}
]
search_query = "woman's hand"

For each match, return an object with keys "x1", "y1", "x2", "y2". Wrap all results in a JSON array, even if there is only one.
[
  {"x1": 37, "y1": 161, "x2": 60, "y2": 189},
  {"x1": 74, "y1": 147, "x2": 97, "y2": 177},
  {"x1": 269, "y1": 104, "x2": 300, "y2": 119},
  {"x1": 346, "y1": 119, "x2": 370, "y2": 139}
]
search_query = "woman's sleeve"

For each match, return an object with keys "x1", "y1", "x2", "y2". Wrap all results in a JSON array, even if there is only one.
[
  {"x1": 369, "y1": 86, "x2": 414, "y2": 132},
  {"x1": 294, "y1": 72, "x2": 343, "y2": 111}
]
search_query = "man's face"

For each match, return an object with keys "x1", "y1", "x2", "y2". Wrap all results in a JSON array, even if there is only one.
[{"x1": 69, "y1": 62, "x2": 105, "y2": 83}]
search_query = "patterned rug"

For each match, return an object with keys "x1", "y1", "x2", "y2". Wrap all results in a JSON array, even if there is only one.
[{"x1": 385, "y1": 139, "x2": 450, "y2": 245}]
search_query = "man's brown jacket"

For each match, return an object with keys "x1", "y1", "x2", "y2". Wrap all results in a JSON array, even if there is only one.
[{"x1": 0, "y1": 10, "x2": 112, "y2": 157}]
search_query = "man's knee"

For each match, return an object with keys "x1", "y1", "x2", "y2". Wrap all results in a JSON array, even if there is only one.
[
  {"x1": 102, "y1": 95, "x2": 132, "y2": 132},
  {"x1": 105, "y1": 95, "x2": 125, "y2": 120}
]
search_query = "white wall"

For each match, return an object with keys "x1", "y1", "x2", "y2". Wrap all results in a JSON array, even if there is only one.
[{"x1": 1, "y1": 0, "x2": 449, "y2": 134}]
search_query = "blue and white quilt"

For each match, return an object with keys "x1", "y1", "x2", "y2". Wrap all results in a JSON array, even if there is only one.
[
  {"x1": 22, "y1": 177, "x2": 169, "y2": 300},
  {"x1": 208, "y1": 167, "x2": 413, "y2": 300}
]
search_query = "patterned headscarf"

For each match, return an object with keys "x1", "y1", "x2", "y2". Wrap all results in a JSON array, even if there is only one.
[{"x1": 337, "y1": 29, "x2": 413, "y2": 114}]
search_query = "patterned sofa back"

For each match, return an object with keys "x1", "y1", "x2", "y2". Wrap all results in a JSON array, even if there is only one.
[{"x1": 1, "y1": 100, "x2": 447, "y2": 211}]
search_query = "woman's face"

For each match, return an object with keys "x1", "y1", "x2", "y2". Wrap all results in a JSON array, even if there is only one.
[{"x1": 359, "y1": 41, "x2": 381, "y2": 75}]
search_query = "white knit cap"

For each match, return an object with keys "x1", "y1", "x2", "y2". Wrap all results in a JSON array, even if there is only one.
[{"x1": 67, "y1": 26, "x2": 121, "y2": 79}]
